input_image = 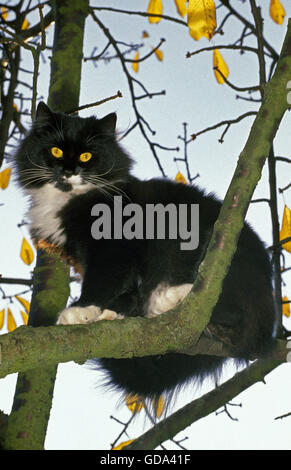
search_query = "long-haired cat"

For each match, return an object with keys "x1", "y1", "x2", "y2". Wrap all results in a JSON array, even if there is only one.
[{"x1": 15, "y1": 101, "x2": 277, "y2": 403}]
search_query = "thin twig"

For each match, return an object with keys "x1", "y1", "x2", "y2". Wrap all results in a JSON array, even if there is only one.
[
  {"x1": 66, "y1": 91, "x2": 123, "y2": 115},
  {"x1": 213, "y1": 67, "x2": 261, "y2": 92},
  {"x1": 191, "y1": 112, "x2": 257, "y2": 141}
]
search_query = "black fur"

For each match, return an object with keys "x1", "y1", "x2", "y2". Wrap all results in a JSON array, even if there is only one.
[{"x1": 15, "y1": 102, "x2": 277, "y2": 402}]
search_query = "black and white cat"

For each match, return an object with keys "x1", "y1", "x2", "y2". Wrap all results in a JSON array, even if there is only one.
[{"x1": 15, "y1": 102, "x2": 277, "y2": 401}]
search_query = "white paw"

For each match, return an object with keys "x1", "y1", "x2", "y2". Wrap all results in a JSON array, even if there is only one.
[
  {"x1": 147, "y1": 283, "x2": 193, "y2": 317},
  {"x1": 56, "y1": 305, "x2": 124, "y2": 325},
  {"x1": 95, "y1": 309, "x2": 124, "y2": 321}
]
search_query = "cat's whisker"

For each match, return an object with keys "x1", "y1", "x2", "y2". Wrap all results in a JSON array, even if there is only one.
[
  {"x1": 87, "y1": 176, "x2": 127, "y2": 196},
  {"x1": 21, "y1": 174, "x2": 53, "y2": 183},
  {"x1": 25, "y1": 152, "x2": 51, "y2": 171},
  {"x1": 83, "y1": 176, "x2": 118, "y2": 201},
  {"x1": 19, "y1": 166, "x2": 54, "y2": 187},
  {"x1": 19, "y1": 170, "x2": 53, "y2": 179},
  {"x1": 21, "y1": 174, "x2": 52, "y2": 180},
  {"x1": 18, "y1": 169, "x2": 52, "y2": 176},
  {"x1": 87, "y1": 182, "x2": 114, "y2": 201},
  {"x1": 21, "y1": 179, "x2": 52, "y2": 188},
  {"x1": 94, "y1": 163, "x2": 115, "y2": 177},
  {"x1": 83, "y1": 176, "x2": 130, "y2": 202}
]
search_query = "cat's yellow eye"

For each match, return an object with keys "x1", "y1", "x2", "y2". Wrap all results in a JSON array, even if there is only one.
[
  {"x1": 51, "y1": 147, "x2": 63, "y2": 158},
  {"x1": 80, "y1": 152, "x2": 92, "y2": 163}
]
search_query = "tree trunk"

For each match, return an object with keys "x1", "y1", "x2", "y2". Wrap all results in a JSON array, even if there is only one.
[{"x1": 4, "y1": 0, "x2": 89, "y2": 450}]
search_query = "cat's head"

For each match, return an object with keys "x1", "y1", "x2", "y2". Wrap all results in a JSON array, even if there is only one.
[{"x1": 15, "y1": 102, "x2": 133, "y2": 194}]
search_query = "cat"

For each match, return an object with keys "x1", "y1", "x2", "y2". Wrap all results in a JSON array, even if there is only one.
[{"x1": 15, "y1": 101, "x2": 277, "y2": 404}]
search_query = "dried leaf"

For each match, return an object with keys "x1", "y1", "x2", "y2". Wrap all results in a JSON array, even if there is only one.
[
  {"x1": 188, "y1": 0, "x2": 216, "y2": 41},
  {"x1": 280, "y1": 205, "x2": 291, "y2": 253},
  {"x1": 1, "y1": 6, "x2": 8, "y2": 21},
  {"x1": 270, "y1": 0, "x2": 285, "y2": 25},
  {"x1": 174, "y1": 0, "x2": 187, "y2": 18},
  {"x1": 213, "y1": 48, "x2": 229, "y2": 84},
  {"x1": 112, "y1": 439, "x2": 135, "y2": 450},
  {"x1": 15, "y1": 295, "x2": 30, "y2": 313},
  {"x1": 132, "y1": 51, "x2": 139, "y2": 73},
  {"x1": 21, "y1": 18, "x2": 30, "y2": 30},
  {"x1": 154, "y1": 47, "x2": 163, "y2": 61},
  {"x1": 147, "y1": 0, "x2": 163, "y2": 24},
  {"x1": 20, "y1": 310, "x2": 29, "y2": 325},
  {"x1": 7, "y1": 308, "x2": 17, "y2": 332},
  {"x1": 175, "y1": 171, "x2": 187, "y2": 184},
  {"x1": 142, "y1": 30, "x2": 150, "y2": 38},
  {"x1": 126, "y1": 394, "x2": 144, "y2": 413},
  {"x1": 0, "y1": 168, "x2": 11, "y2": 190},
  {"x1": 20, "y1": 238, "x2": 35, "y2": 265},
  {"x1": 0, "y1": 309, "x2": 4, "y2": 330},
  {"x1": 282, "y1": 297, "x2": 290, "y2": 318}
]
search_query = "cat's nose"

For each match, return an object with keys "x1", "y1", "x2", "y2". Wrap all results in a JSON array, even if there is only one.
[{"x1": 64, "y1": 169, "x2": 73, "y2": 178}]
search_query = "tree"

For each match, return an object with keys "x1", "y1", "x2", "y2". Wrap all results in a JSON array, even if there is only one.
[{"x1": 0, "y1": 0, "x2": 290, "y2": 450}]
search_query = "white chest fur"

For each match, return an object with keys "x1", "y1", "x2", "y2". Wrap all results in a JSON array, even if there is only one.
[
  {"x1": 27, "y1": 184, "x2": 71, "y2": 245},
  {"x1": 27, "y1": 180, "x2": 93, "y2": 246}
]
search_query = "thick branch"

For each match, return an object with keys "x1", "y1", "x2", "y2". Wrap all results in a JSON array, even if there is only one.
[
  {"x1": 0, "y1": 318, "x2": 287, "y2": 379},
  {"x1": 172, "y1": 19, "x2": 291, "y2": 348}
]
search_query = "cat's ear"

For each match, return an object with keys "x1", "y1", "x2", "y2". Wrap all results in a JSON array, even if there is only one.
[
  {"x1": 35, "y1": 101, "x2": 53, "y2": 122},
  {"x1": 99, "y1": 113, "x2": 117, "y2": 135}
]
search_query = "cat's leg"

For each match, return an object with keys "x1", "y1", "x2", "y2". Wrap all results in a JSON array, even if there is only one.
[
  {"x1": 146, "y1": 283, "x2": 193, "y2": 317},
  {"x1": 56, "y1": 305, "x2": 124, "y2": 325}
]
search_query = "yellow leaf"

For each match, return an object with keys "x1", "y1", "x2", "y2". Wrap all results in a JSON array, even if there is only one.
[
  {"x1": 112, "y1": 439, "x2": 135, "y2": 450},
  {"x1": 142, "y1": 30, "x2": 150, "y2": 38},
  {"x1": 15, "y1": 295, "x2": 30, "y2": 313},
  {"x1": 132, "y1": 51, "x2": 139, "y2": 73},
  {"x1": 270, "y1": 0, "x2": 285, "y2": 25},
  {"x1": 126, "y1": 394, "x2": 144, "y2": 413},
  {"x1": 188, "y1": 0, "x2": 217, "y2": 41},
  {"x1": 0, "y1": 168, "x2": 11, "y2": 189},
  {"x1": 175, "y1": 171, "x2": 187, "y2": 184},
  {"x1": 213, "y1": 48, "x2": 229, "y2": 84},
  {"x1": 282, "y1": 297, "x2": 290, "y2": 318},
  {"x1": 147, "y1": 0, "x2": 163, "y2": 24},
  {"x1": 280, "y1": 205, "x2": 291, "y2": 253},
  {"x1": 153, "y1": 395, "x2": 165, "y2": 418},
  {"x1": 21, "y1": 18, "x2": 30, "y2": 30},
  {"x1": 20, "y1": 238, "x2": 34, "y2": 265},
  {"x1": 7, "y1": 308, "x2": 17, "y2": 332},
  {"x1": 0, "y1": 309, "x2": 4, "y2": 330},
  {"x1": 154, "y1": 48, "x2": 163, "y2": 61},
  {"x1": 20, "y1": 310, "x2": 29, "y2": 325},
  {"x1": 174, "y1": 0, "x2": 187, "y2": 18},
  {"x1": 1, "y1": 6, "x2": 8, "y2": 21}
]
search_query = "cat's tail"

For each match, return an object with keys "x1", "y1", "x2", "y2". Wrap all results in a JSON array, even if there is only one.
[{"x1": 92, "y1": 353, "x2": 229, "y2": 408}]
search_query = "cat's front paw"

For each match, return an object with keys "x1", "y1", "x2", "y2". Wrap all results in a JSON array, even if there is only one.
[
  {"x1": 147, "y1": 283, "x2": 193, "y2": 317},
  {"x1": 56, "y1": 305, "x2": 124, "y2": 325}
]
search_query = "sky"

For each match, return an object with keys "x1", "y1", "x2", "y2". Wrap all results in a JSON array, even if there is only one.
[{"x1": 0, "y1": 0, "x2": 291, "y2": 450}]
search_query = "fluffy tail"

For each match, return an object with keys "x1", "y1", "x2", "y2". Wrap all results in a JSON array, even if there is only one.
[{"x1": 95, "y1": 354, "x2": 228, "y2": 401}]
